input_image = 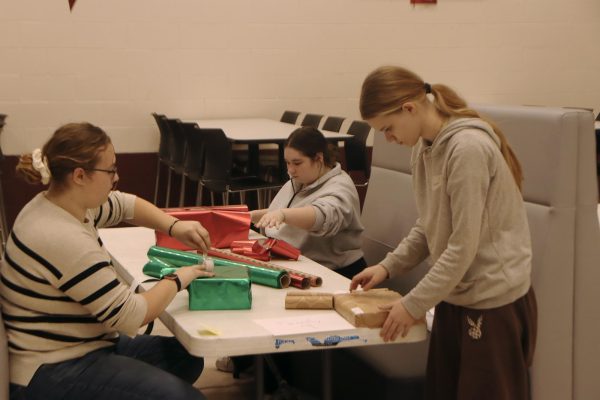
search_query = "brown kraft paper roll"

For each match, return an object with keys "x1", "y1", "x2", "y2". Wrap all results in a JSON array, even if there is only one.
[{"x1": 285, "y1": 292, "x2": 334, "y2": 309}]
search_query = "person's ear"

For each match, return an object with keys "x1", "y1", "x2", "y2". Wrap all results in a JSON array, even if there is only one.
[
  {"x1": 402, "y1": 102, "x2": 417, "y2": 114},
  {"x1": 71, "y1": 167, "x2": 87, "y2": 186},
  {"x1": 314, "y1": 152, "x2": 324, "y2": 164}
]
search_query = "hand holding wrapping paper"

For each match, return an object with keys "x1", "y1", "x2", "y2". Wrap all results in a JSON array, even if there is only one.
[
  {"x1": 169, "y1": 220, "x2": 211, "y2": 252},
  {"x1": 156, "y1": 206, "x2": 250, "y2": 250}
]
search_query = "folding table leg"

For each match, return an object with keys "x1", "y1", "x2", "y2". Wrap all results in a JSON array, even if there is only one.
[
  {"x1": 254, "y1": 355, "x2": 265, "y2": 399},
  {"x1": 322, "y1": 350, "x2": 333, "y2": 400}
]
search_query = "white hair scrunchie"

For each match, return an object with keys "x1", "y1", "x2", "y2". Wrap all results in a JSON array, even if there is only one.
[{"x1": 31, "y1": 148, "x2": 52, "y2": 185}]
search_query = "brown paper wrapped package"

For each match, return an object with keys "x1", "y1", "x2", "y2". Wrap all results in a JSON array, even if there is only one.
[
  {"x1": 285, "y1": 292, "x2": 334, "y2": 309},
  {"x1": 333, "y1": 288, "x2": 402, "y2": 328}
]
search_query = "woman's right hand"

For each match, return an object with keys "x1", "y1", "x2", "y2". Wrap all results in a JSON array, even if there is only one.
[
  {"x1": 176, "y1": 264, "x2": 215, "y2": 289},
  {"x1": 349, "y1": 264, "x2": 389, "y2": 291},
  {"x1": 255, "y1": 209, "x2": 286, "y2": 229}
]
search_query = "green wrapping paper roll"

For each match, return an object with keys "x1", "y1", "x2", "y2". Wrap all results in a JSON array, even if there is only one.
[
  {"x1": 147, "y1": 246, "x2": 204, "y2": 267},
  {"x1": 244, "y1": 265, "x2": 288, "y2": 289},
  {"x1": 142, "y1": 258, "x2": 178, "y2": 278},
  {"x1": 187, "y1": 265, "x2": 252, "y2": 310},
  {"x1": 147, "y1": 246, "x2": 289, "y2": 289}
]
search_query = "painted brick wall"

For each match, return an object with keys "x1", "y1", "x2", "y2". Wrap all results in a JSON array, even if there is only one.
[{"x1": 0, "y1": 0, "x2": 599, "y2": 155}]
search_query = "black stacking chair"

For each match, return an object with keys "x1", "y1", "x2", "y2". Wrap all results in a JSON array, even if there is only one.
[
  {"x1": 280, "y1": 110, "x2": 301, "y2": 125},
  {"x1": 151, "y1": 113, "x2": 172, "y2": 206},
  {"x1": 164, "y1": 118, "x2": 187, "y2": 207},
  {"x1": 322, "y1": 116, "x2": 345, "y2": 133},
  {"x1": 200, "y1": 128, "x2": 283, "y2": 208},
  {"x1": 345, "y1": 120, "x2": 372, "y2": 188},
  {"x1": 300, "y1": 113, "x2": 324, "y2": 128},
  {"x1": 180, "y1": 122, "x2": 208, "y2": 206}
]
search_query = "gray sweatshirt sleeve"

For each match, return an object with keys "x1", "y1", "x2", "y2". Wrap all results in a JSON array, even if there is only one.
[
  {"x1": 401, "y1": 140, "x2": 491, "y2": 319},
  {"x1": 310, "y1": 181, "x2": 359, "y2": 237},
  {"x1": 379, "y1": 219, "x2": 430, "y2": 278}
]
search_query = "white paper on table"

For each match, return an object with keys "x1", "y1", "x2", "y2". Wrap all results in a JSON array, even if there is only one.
[{"x1": 254, "y1": 314, "x2": 355, "y2": 336}]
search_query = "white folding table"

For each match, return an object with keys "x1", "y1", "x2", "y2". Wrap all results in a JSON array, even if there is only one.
[{"x1": 100, "y1": 227, "x2": 426, "y2": 399}]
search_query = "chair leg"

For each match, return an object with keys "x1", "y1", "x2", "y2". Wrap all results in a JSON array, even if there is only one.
[
  {"x1": 153, "y1": 159, "x2": 161, "y2": 205},
  {"x1": 240, "y1": 192, "x2": 246, "y2": 205},
  {"x1": 257, "y1": 190, "x2": 264, "y2": 209},
  {"x1": 165, "y1": 168, "x2": 173, "y2": 208},
  {"x1": 179, "y1": 175, "x2": 186, "y2": 207},
  {"x1": 195, "y1": 183, "x2": 203, "y2": 206},
  {"x1": 210, "y1": 191, "x2": 215, "y2": 206},
  {"x1": 222, "y1": 192, "x2": 229, "y2": 206}
]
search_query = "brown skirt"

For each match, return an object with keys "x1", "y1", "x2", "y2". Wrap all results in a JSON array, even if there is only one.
[{"x1": 425, "y1": 287, "x2": 537, "y2": 400}]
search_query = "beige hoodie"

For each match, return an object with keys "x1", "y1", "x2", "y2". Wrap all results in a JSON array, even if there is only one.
[
  {"x1": 380, "y1": 118, "x2": 532, "y2": 319},
  {"x1": 265, "y1": 162, "x2": 364, "y2": 270}
]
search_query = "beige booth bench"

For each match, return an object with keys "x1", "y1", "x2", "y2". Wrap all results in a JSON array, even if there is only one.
[{"x1": 351, "y1": 105, "x2": 600, "y2": 400}]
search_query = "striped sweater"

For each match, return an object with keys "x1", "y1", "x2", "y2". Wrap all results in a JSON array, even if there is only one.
[{"x1": 0, "y1": 191, "x2": 147, "y2": 386}]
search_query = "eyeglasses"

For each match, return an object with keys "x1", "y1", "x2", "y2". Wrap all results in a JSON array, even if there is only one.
[{"x1": 86, "y1": 167, "x2": 118, "y2": 177}]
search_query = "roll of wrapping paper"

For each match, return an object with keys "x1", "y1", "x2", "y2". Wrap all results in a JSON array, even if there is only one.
[
  {"x1": 142, "y1": 257, "x2": 178, "y2": 278},
  {"x1": 285, "y1": 292, "x2": 334, "y2": 309},
  {"x1": 207, "y1": 248, "x2": 322, "y2": 287},
  {"x1": 147, "y1": 246, "x2": 203, "y2": 267},
  {"x1": 147, "y1": 246, "x2": 289, "y2": 289},
  {"x1": 288, "y1": 273, "x2": 310, "y2": 289}
]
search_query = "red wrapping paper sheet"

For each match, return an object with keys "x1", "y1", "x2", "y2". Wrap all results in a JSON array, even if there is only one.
[
  {"x1": 231, "y1": 240, "x2": 271, "y2": 261},
  {"x1": 266, "y1": 239, "x2": 300, "y2": 260},
  {"x1": 229, "y1": 239, "x2": 300, "y2": 261},
  {"x1": 156, "y1": 206, "x2": 250, "y2": 250}
]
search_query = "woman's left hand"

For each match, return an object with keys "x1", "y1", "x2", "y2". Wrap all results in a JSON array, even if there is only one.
[
  {"x1": 171, "y1": 220, "x2": 211, "y2": 252},
  {"x1": 379, "y1": 300, "x2": 417, "y2": 342},
  {"x1": 255, "y1": 210, "x2": 286, "y2": 229}
]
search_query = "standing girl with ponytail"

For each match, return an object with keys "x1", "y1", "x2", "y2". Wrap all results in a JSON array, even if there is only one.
[{"x1": 350, "y1": 66, "x2": 537, "y2": 400}]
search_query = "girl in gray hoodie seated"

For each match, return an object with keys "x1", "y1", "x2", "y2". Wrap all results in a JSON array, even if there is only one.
[
  {"x1": 252, "y1": 126, "x2": 366, "y2": 279},
  {"x1": 351, "y1": 66, "x2": 537, "y2": 400}
]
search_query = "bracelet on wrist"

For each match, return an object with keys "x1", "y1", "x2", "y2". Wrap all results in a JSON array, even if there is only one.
[{"x1": 168, "y1": 219, "x2": 180, "y2": 237}]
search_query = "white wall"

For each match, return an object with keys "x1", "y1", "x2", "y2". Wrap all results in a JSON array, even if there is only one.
[{"x1": 1, "y1": 0, "x2": 599, "y2": 154}]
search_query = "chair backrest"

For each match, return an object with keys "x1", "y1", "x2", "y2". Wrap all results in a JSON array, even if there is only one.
[
  {"x1": 180, "y1": 122, "x2": 205, "y2": 182},
  {"x1": 151, "y1": 113, "x2": 170, "y2": 161},
  {"x1": 280, "y1": 110, "x2": 301, "y2": 125},
  {"x1": 200, "y1": 129, "x2": 232, "y2": 192},
  {"x1": 300, "y1": 113, "x2": 324, "y2": 128},
  {"x1": 355, "y1": 105, "x2": 600, "y2": 400},
  {"x1": 165, "y1": 118, "x2": 186, "y2": 168},
  {"x1": 345, "y1": 120, "x2": 372, "y2": 178},
  {"x1": 322, "y1": 116, "x2": 345, "y2": 133}
]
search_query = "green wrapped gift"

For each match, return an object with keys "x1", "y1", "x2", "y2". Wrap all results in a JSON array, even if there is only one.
[
  {"x1": 143, "y1": 257, "x2": 179, "y2": 278},
  {"x1": 187, "y1": 265, "x2": 252, "y2": 310}
]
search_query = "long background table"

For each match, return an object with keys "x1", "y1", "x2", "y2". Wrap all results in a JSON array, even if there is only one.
[
  {"x1": 187, "y1": 118, "x2": 353, "y2": 180},
  {"x1": 100, "y1": 226, "x2": 427, "y2": 398}
]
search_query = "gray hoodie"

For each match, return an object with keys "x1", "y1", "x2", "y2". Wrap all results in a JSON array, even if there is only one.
[
  {"x1": 380, "y1": 118, "x2": 532, "y2": 320},
  {"x1": 265, "y1": 162, "x2": 364, "y2": 270}
]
